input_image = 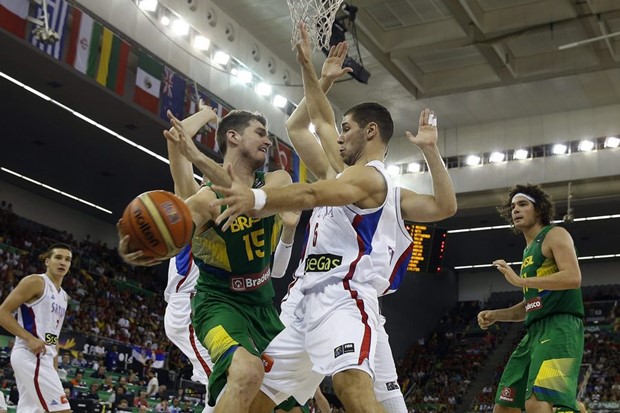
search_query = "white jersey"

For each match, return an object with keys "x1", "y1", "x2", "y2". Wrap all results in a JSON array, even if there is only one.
[
  {"x1": 15, "y1": 274, "x2": 68, "y2": 358},
  {"x1": 299, "y1": 161, "x2": 403, "y2": 295},
  {"x1": 164, "y1": 244, "x2": 199, "y2": 302},
  {"x1": 381, "y1": 186, "x2": 413, "y2": 296}
]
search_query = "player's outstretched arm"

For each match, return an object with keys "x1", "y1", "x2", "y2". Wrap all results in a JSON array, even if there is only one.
[
  {"x1": 287, "y1": 41, "x2": 352, "y2": 179},
  {"x1": 211, "y1": 163, "x2": 383, "y2": 230},
  {"x1": 477, "y1": 300, "x2": 526, "y2": 330},
  {"x1": 0, "y1": 275, "x2": 47, "y2": 354},
  {"x1": 164, "y1": 104, "x2": 234, "y2": 188},
  {"x1": 271, "y1": 210, "x2": 301, "y2": 279},
  {"x1": 400, "y1": 109, "x2": 457, "y2": 222},
  {"x1": 295, "y1": 23, "x2": 343, "y2": 173}
]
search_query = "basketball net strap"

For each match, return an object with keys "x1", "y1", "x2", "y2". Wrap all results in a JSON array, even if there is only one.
[{"x1": 286, "y1": 0, "x2": 345, "y2": 51}]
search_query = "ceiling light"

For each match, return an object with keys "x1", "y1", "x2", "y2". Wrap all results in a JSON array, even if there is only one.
[
  {"x1": 387, "y1": 165, "x2": 401, "y2": 176},
  {"x1": 193, "y1": 35, "x2": 210, "y2": 50},
  {"x1": 235, "y1": 69, "x2": 253, "y2": 84},
  {"x1": 160, "y1": 15, "x2": 170, "y2": 26},
  {"x1": 407, "y1": 162, "x2": 421, "y2": 173},
  {"x1": 489, "y1": 152, "x2": 505, "y2": 163},
  {"x1": 604, "y1": 136, "x2": 619, "y2": 148},
  {"x1": 577, "y1": 140, "x2": 594, "y2": 152},
  {"x1": 213, "y1": 51, "x2": 230, "y2": 65},
  {"x1": 513, "y1": 149, "x2": 528, "y2": 160},
  {"x1": 171, "y1": 19, "x2": 189, "y2": 36},
  {"x1": 138, "y1": 0, "x2": 158, "y2": 12},
  {"x1": 273, "y1": 95, "x2": 287, "y2": 108},
  {"x1": 552, "y1": 143, "x2": 567, "y2": 155},
  {"x1": 255, "y1": 82, "x2": 272, "y2": 96},
  {"x1": 465, "y1": 155, "x2": 481, "y2": 166}
]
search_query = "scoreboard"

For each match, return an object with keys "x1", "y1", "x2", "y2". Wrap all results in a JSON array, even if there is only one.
[{"x1": 404, "y1": 222, "x2": 447, "y2": 273}]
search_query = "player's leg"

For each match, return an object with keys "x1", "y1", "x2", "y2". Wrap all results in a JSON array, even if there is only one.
[
  {"x1": 373, "y1": 319, "x2": 407, "y2": 413},
  {"x1": 524, "y1": 315, "x2": 584, "y2": 413},
  {"x1": 215, "y1": 347, "x2": 264, "y2": 412},
  {"x1": 306, "y1": 282, "x2": 383, "y2": 413},
  {"x1": 314, "y1": 387, "x2": 331, "y2": 413},
  {"x1": 493, "y1": 331, "x2": 533, "y2": 413}
]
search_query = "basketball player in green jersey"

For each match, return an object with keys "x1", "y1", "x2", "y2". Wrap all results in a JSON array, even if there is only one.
[
  {"x1": 119, "y1": 109, "x2": 293, "y2": 413},
  {"x1": 477, "y1": 184, "x2": 584, "y2": 413}
]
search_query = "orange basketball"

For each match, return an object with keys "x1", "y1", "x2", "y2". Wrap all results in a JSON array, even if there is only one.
[{"x1": 119, "y1": 190, "x2": 193, "y2": 260}]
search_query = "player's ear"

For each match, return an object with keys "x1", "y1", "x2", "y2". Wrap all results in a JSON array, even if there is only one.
[
  {"x1": 226, "y1": 129, "x2": 239, "y2": 146},
  {"x1": 365, "y1": 122, "x2": 378, "y2": 140}
]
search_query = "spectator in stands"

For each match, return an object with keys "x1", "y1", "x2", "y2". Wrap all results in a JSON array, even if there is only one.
[
  {"x1": 71, "y1": 351, "x2": 89, "y2": 369},
  {"x1": 90, "y1": 340, "x2": 106, "y2": 357},
  {"x1": 155, "y1": 398, "x2": 171, "y2": 413},
  {"x1": 478, "y1": 184, "x2": 584, "y2": 413},
  {"x1": 146, "y1": 370, "x2": 159, "y2": 397},
  {"x1": 82, "y1": 383, "x2": 100, "y2": 400},
  {"x1": 106, "y1": 345, "x2": 119, "y2": 371},
  {"x1": 117, "y1": 399, "x2": 132, "y2": 412},
  {"x1": 58, "y1": 353, "x2": 72, "y2": 370},
  {"x1": 102, "y1": 376, "x2": 115, "y2": 392},
  {"x1": 154, "y1": 384, "x2": 168, "y2": 401},
  {"x1": 91, "y1": 365, "x2": 107, "y2": 379},
  {"x1": 169, "y1": 398, "x2": 182, "y2": 413},
  {"x1": 134, "y1": 391, "x2": 149, "y2": 408}
]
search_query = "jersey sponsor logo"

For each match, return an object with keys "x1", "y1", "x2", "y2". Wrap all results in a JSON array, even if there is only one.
[
  {"x1": 261, "y1": 353, "x2": 274, "y2": 373},
  {"x1": 499, "y1": 387, "x2": 515, "y2": 402},
  {"x1": 45, "y1": 333, "x2": 58, "y2": 345},
  {"x1": 525, "y1": 297, "x2": 543, "y2": 313},
  {"x1": 386, "y1": 381, "x2": 400, "y2": 391},
  {"x1": 229, "y1": 216, "x2": 262, "y2": 233},
  {"x1": 229, "y1": 267, "x2": 271, "y2": 292},
  {"x1": 334, "y1": 343, "x2": 355, "y2": 358},
  {"x1": 305, "y1": 254, "x2": 342, "y2": 273}
]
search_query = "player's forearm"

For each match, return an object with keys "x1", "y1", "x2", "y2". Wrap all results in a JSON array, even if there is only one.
[
  {"x1": 420, "y1": 144, "x2": 457, "y2": 218},
  {"x1": 191, "y1": 155, "x2": 231, "y2": 187},
  {"x1": 521, "y1": 270, "x2": 581, "y2": 290},
  {"x1": 300, "y1": 61, "x2": 337, "y2": 133},
  {"x1": 167, "y1": 141, "x2": 200, "y2": 200},
  {"x1": 180, "y1": 108, "x2": 214, "y2": 138},
  {"x1": 491, "y1": 301, "x2": 526, "y2": 322},
  {"x1": 286, "y1": 77, "x2": 334, "y2": 131},
  {"x1": 271, "y1": 239, "x2": 293, "y2": 279}
]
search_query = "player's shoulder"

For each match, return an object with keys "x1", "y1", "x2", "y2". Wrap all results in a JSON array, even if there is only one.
[{"x1": 265, "y1": 169, "x2": 292, "y2": 187}]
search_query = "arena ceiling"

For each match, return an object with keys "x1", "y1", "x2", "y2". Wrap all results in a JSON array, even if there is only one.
[{"x1": 1, "y1": 0, "x2": 620, "y2": 266}]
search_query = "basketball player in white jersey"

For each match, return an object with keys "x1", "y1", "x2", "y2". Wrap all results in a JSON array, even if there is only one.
[
  {"x1": 210, "y1": 23, "x2": 457, "y2": 413},
  {"x1": 0, "y1": 243, "x2": 73, "y2": 413},
  {"x1": 281, "y1": 39, "x2": 414, "y2": 413}
]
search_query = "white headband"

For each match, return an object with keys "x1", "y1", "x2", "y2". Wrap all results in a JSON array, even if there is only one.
[{"x1": 511, "y1": 193, "x2": 536, "y2": 204}]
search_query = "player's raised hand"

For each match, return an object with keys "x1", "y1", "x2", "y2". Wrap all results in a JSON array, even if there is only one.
[
  {"x1": 295, "y1": 22, "x2": 312, "y2": 66},
  {"x1": 406, "y1": 108, "x2": 438, "y2": 149},
  {"x1": 163, "y1": 110, "x2": 202, "y2": 162},
  {"x1": 493, "y1": 259, "x2": 525, "y2": 287},
  {"x1": 321, "y1": 42, "x2": 353, "y2": 82},
  {"x1": 116, "y1": 221, "x2": 164, "y2": 267},
  {"x1": 210, "y1": 165, "x2": 256, "y2": 231},
  {"x1": 197, "y1": 99, "x2": 218, "y2": 124}
]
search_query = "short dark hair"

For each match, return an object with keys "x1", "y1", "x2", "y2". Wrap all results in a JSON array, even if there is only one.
[
  {"x1": 216, "y1": 110, "x2": 267, "y2": 155},
  {"x1": 45, "y1": 243, "x2": 72, "y2": 258},
  {"x1": 344, "y1": 102, "x2": 394, "y2": 144},
  {"x1": 497, "y1": 184, "x2": 555, "y2": 231}
]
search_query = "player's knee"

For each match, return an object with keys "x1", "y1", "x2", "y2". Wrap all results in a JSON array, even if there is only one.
[
  {"x1": 229, "y1": 351, "x2": 264, "y2": 392},
  {"x1": 525, "y1": 394, "x2": 551, "y2": 413}
]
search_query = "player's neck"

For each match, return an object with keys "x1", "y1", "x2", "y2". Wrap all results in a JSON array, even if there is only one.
[
  {"x1": 45, "y1": 271, "x2": 64, "y2": 291},
  {"x1": 223, "y1": 157, "x2": 258, "y2": 186},
  {"x1": 522, "y1": 222, "x2": 545, "y2": 247}
]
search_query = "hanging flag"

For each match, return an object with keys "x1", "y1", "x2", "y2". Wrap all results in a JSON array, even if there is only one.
[
  {"x1": 159, "y1": 66, "x2": 187, "y2": 121},
  {"x1": 0, "y1": 0, "x2": 29, "y2": 38},
  {"x1": 95, "y1": 28, "x2": 130, "y2": 95},
  {"x1": 292, "y1": 152, "x2": 307, "y2": 183},
  {"x1": 277, "y1": 140, "x2": 294, "y2": 173},
  {"x1": 30, "y1": 0, "x2": 69, "y2": 60},
  {"x1": 134, "y1": 51, "x2": 162, "y2": 114},
  {"x1": 65, "y1": 7, "x2": 102, "y2": 77}
]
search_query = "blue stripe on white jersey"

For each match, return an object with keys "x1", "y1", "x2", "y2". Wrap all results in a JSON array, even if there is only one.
[{"x1": 175, "y1": 244, "x2": 193, "y2": 277}]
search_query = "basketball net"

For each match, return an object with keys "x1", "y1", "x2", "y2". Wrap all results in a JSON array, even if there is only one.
[{"x1": 286, "y1": 0, "x2": 345, "y2": 51}]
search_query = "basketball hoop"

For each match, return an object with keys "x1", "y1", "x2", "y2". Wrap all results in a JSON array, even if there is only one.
[{"x1": 286, "y1": 0, "x2": 345, "y2": 51}]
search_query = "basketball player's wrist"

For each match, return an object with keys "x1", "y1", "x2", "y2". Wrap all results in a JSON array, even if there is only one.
[{"x1": 251, "y1": 189, "x2": 267, "y2": 210}]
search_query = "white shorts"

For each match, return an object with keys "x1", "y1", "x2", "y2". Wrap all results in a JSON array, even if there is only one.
[
  {"x1": 262, "y1": 280, "x2": 381, "y2": 405},
  {"x1": 279, "y1": 278, "x2": 303, "y2": 328},
  {"x1": 374, "y1": 316, "x2": 403, "y2": 402},
  {"x1": 164, "y1": 293, "x2": 213, "y2": 385},
  {"x1": 0, "y1": 390, "x2": 7, "y2": 411},
  {"x1": 11, "y1": 347, "x2": 70, "y2": 412}
]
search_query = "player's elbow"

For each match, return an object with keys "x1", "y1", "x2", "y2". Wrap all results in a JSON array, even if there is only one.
[{"x1": 567, "y1": 273, "x2": 581, "y2": 289}]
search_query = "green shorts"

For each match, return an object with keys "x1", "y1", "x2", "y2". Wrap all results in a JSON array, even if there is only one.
[
  {"x1": 192, "y1": 291, "x2": 284, "y2": 405},
  {"x1": 495, "y1": 314, "x2": 584, "y2": 411}
]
